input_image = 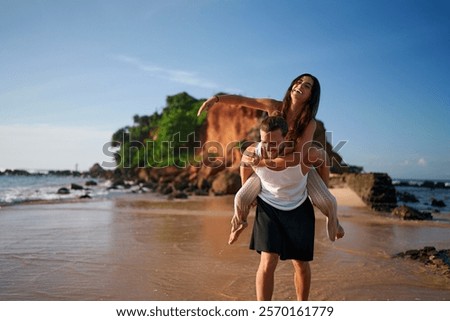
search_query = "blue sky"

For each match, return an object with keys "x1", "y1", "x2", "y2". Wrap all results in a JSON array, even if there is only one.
[{"x1": 0, "y1": 0, "x2": 449, "y2": 179}]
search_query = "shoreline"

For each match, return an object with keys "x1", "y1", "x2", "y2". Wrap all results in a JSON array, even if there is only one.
[
  {"x1": 2, "y1": 170, "x2": 449, "y2": 216},
  {"x1": 2, "y1": 185, "x2": 449, "y2": 223}
]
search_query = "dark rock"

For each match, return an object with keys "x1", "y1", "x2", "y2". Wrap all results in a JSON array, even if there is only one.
[
  {"x1": 435, "y1": 182, "x2": 446, "y2": 189},
  {"x1": 79, "y1": 194, "x2": 91, "y2": 199},
  {"x1": 89, "y1": 163, "x2": 106, "y2": 178},
  {"x1": 421, "y1": 180, "x2": 435, "y2": 188},
  {"x1": 394, "y1": 247, "x2": 450, "y2": 277},
  {"x1": 85, "y1": 180, "x2": 98, "y2": 186},
  {"x1": 173, "y1": 192, "x2": 188, "y2": 199},
  {"x1": 152, "y1": 166, "x2": 184, "y2": 185},
  {"x1": 392, "y1": 205, "x2": 433, "y2": 220},
  {"x1": 49, "y1": 170, "x2": 73, "y2": 176},
  {"x1": 159, "y1": 185, "x2": 173, "y2": 195},
  {"x1": 57, "y1": 187, "x2": 70, "y2": 195},
  {"x1": 194, "y1": 189, "x2": 209, "y2": 196},
  {"x1": 345, "y1": 172, "x2": 397, "y2": 211},
  {"x1": 71, "y1": 183, "x2": 84, "y2": 190},
  {"x1": 173, "y1": 172, "x2": 190, "y2": 191},
  {"x1": 141, "y1": 182, "x2": 156, "y2": 190},
  {"x1": 3, "y1": 169, "x2": 31, "y2": 176},
  {"x1": 197, "y1": 176, "x2": 211, "y2": 190},
  {"x1": 431, "y1": 198, "x2": 446, "y2": 207},
  {"x1": 397, "y1": 191, "x2": 419, "y2": 203}
]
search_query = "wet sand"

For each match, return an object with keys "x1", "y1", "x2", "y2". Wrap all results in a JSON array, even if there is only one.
[{"x1": 0, "y1": 188, "x2": 449, "y2": 301}]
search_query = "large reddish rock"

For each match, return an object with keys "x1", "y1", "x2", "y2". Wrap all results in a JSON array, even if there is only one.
[
  {"x1": 211, "y1": 170, "x2": 242, "y2": 195},
  {"x1": 201, "y1": 105, "x2": 263, "y2": 169}
]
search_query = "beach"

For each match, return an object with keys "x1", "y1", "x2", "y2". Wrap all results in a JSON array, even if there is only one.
[{"x1": 0, "y1": 187, "x2": 449, "y2": 301}]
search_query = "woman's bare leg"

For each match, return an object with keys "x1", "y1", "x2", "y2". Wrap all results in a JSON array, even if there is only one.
[
  {"x1": 229, "y1": 173, "x2": 261, "y2": 244},
  {"x1": 307, "y1": 168, "x2": 344, "y2": 241}
]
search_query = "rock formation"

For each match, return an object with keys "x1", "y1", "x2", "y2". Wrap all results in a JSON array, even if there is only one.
[
  {"x1": 344, "y1": 172, "x2": 397, "y2": 211},
  {"x1": 200, "y1": 105, "x2": 264, "y2": 169},
  {"x1": 394, "y1": 246, "x2": 450, "y2": 277},
  {"x1": 391, "y1": 205, "x2": 433, "y2": 220}
]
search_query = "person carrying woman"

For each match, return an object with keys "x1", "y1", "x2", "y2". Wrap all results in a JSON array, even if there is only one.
[
  {"x1": 197, "y1": 73, "x2": 344, "y2": 244},
  {"x1": 243, "y1": 115, "x2": 315, "y2": 300}
]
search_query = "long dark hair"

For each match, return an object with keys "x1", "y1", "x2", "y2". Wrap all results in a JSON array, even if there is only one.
[{"x1": 279, "y1": 73, "x2": 321, "y2": 142}]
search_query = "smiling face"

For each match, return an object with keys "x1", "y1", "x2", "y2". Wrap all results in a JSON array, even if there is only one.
[
  {"x1": 290, "y1": 76, "x2": 314, "y2": 105},
  {"x1": 259, "y1": 128, "x2": 285, "y2": 159}
]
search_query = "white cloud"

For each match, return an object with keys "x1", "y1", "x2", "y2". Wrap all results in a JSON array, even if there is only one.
[
  {"x1": 111, "y1": 54, "x2": 219, "y2": 89},
  {"x1": 0, "y1": 124, "x2": 114, "y2": 171},
  {"x1": 417, "y1": 157, "x2": 427, "y2": 166}
]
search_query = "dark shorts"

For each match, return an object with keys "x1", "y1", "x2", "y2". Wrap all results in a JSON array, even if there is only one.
[{"x1": 249, "y1": 197, "x2": 315, "y2": 261}]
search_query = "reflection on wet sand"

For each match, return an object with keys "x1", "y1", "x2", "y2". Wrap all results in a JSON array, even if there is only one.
[{"x1": 0, "y1": 191, "x2": 449, "y2": 300}]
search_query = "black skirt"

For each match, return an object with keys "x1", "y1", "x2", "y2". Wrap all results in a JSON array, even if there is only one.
[{"x1": 250, "y1": 196, "x2": 315, "y2": 261}]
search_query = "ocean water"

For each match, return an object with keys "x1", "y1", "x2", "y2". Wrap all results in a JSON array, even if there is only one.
[
  {"x1": 1, "y1": 174, "x2": 449, "y2": 215},
  {"x1": 0, "y1": 174, "x2": 134, "y2": 206},
  {"x1": 393, "y1": 179, "x2": 450, "y2": 214}
]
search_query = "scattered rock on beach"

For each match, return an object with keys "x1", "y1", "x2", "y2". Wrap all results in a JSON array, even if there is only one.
[
  {"x1": 431, "y1": 198, "x2": 446, "y2": 207},
  {"x1": 391, "y1": 205, "x2": 433, "y2": 220},
  {"x1": 57, "y1": 187, "x2": 70, "y2": 195},
  {"x1": 85, "y1": 180, "x2": 97, "y2": 186},
  {"x1": 108, "y1": 179, "x2": 132, "y2": 190},
  {"x1": 421, "y1": 181, "x2": 436, "y2": 188},
  {"x1": 167, "y1": 192, "x2": 189, "y2": 200},
  {"x1": 79, "y1": 194, "x2": 91, "y2": 199},
  {"x1": 394, "y1": 246, "x2": 450, "y2": 277},
  {"x1": 71, "y1": 183, "x2": 84, "y2": 190}
]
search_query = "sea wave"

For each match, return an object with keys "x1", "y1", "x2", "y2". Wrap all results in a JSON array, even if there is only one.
[{"x1": 0, "y1": 175, "x2": 134, "y2": 206}]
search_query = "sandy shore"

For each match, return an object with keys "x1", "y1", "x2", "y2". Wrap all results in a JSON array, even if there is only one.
[{"x1": 0, "y1": 187, "x2": 449, "y2": 301}]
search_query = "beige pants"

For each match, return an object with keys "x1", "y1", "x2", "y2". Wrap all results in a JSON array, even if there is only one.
[{"x1": 233, "y1": 167, "x2": 338, "y2": 241}]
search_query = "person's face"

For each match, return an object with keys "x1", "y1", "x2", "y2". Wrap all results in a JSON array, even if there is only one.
[
  {"x1": 260, "y1": 129, "x2": 285, "y2": 159},
  {"x1": 290, "y1": 76, "x2": 314, "y2": 105}
]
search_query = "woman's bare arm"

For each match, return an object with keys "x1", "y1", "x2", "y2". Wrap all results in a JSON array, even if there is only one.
[
  {"x1": 240, "y1": 144, "x2": 257, "y2": 183},
  {"x1": 255, "y1": 119, "x2": 318, "y2": 171},
  {"x1": 197, "y1": 94, "x2": 282, "y2": 116}
]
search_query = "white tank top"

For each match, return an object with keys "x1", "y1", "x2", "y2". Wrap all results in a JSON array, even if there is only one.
[{"x1": 254, "y1": 143, "x2": 308, "y2": 210}]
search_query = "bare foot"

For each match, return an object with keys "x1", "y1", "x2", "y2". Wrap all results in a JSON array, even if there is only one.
[{"x1": 228, "y1": 222, "x2": 248, "y2": 245}]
